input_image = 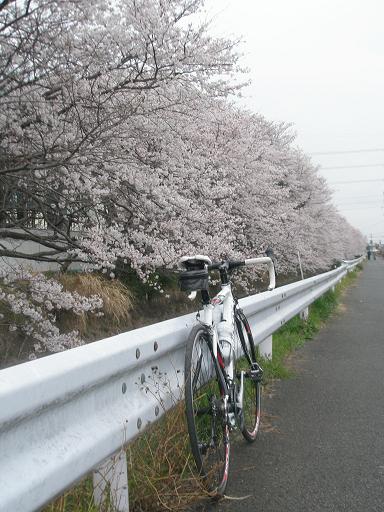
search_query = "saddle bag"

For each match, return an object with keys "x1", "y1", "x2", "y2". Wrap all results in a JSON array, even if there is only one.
[{"x1": 179, "y1": 269, "x2": 209, "y2": 292}]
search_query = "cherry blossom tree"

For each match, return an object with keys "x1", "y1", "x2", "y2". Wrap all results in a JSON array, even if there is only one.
[
  {"x1": 0, "y1": 0, "x2": 243, "y2": 263},
  {"x1": 0, "y1": 0, "x2": 365, "y2": 354}
]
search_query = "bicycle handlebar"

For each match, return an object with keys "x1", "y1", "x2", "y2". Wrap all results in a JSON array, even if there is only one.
[
  {"x1": 208, "y1": 256, "x2": 276, "y2": 291},
  {"x1": 244, "y1": 257, "x2": 276, "y2": 290}
]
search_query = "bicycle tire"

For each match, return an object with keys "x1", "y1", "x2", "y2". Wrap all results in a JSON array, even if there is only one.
[
  {"x1": 184, "y1": 325, "x2": 230, "y2": 495},
  {"x1": 235, "y1": 311, "x2": 261, "y2": 442}
]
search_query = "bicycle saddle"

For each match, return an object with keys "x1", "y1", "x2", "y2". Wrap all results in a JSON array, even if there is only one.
[{"x1": 178, "y1": 255, "x2": 212, "y2": 270}]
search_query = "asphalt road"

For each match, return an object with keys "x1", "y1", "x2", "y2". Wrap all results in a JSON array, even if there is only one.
[{"x1": 200, "y1": 259, "x2": 384, "y2": 512}]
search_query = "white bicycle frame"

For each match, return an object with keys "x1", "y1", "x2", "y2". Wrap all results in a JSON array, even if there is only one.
[
  {"x1": 192, "y1": 256, "x2": 276, "y2": 382},
  {"x1": 201, "y1": 283, "x2": 236, "y2": 379}
]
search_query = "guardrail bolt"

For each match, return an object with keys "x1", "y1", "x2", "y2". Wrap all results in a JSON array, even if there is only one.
[
  {"x1": 122, "y1": 382, "x2": 127, "y2": 394},
  {"x1": 137, "y1": 418, "x2": 142, "y2": 429},
  {"x1": 155, "y1": 405, "x2": 159, "y2": 416},
  {"x1": 140, "y1": 373, "x2": 146, "y2": 384},
  {"x1": 154, "y1": 341, "x2": 158, "y2": 351},
  {"x1": 136, "y1": 348, "x2": 140, "y2": 359}
]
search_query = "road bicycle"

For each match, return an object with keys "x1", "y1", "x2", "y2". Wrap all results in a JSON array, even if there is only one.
[{"x1": 179, "y1": 254, "x2": 276, "y2": 495}]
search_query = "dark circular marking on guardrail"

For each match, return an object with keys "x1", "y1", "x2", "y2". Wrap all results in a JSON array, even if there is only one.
[
  {"x1": 122, "y1": 382, "x2": 127, "y2": 394},
  {"x1": 154, "y1": 341, "x2": 158, "y2": 351},
  {"x1": 141, "y1": 373, "x2": 145, "y2": 384},
  {"x1": 155, "y1": 405, "x2": 159, "y2": 416},
  {"x1": 137, "y1": 418, "x2": 142, "y2": 429},
  {"x1": 136, "y1": 348, "x2": 140, "y2": 359}
]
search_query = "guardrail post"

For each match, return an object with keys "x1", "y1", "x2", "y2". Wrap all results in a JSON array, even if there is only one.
[
  {"x1": 300, "y1": 307, "x2": 309, "y2": 321},
  {"x1": 93, "y1": 451, "x2": 129, "y2": 512},
  {"x1": 259, "y1": 335, "x2": 272, "y2": 359}
]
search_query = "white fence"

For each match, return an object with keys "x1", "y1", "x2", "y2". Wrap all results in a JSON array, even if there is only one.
[{"x1": 0, "y1": 257, "x2": 363, "y2": 512}]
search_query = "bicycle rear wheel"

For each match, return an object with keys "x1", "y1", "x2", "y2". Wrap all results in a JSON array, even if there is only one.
[
  {"x1": 235, "y1": 311, "x2": 261, "y2": 442},
  {"x1": 184, "y1": 325, "x2": 230, "y2": 495}
]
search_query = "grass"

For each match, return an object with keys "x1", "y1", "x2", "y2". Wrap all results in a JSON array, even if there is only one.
[
  {"x1": 260, "y1": 266, "x2": 362, "y2": 381},
  {"x1": 127, "y1": 399, "x2": 210, "y2": 511},
  {"x1": 44, "y1": 478, "x2": 100, "y2": 512}
]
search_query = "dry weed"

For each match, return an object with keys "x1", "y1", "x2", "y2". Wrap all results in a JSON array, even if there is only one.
[
  {"x1": 127, "y1": 399, "x2": 211, "y2": 512},
  {"x1": 58, "y1": 273, "x2": 134, "y2": 336}
]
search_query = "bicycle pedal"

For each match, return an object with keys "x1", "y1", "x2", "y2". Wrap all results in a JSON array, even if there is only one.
[
  {"x1": 249, "y1": 363, "x2": 263, "y2": 382},
  {"x1": 228, "y1": 412, "x2": 236, "y2": 429}
]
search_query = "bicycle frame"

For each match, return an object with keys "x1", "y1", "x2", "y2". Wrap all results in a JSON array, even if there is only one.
[
  {"x1": 201, "y1": 284, "x2": 233, "y2": 344},
  {"x1": 180, "y1": 253, "x2": 275, "y2": 412},
  {"x1": 198, "y1": 283, "x2": 237, "y2": 398}
]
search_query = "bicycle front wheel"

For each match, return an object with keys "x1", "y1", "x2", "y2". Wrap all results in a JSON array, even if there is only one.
[
  {"x1": 235, "y1": 312, "x2": 261, "y2": 442},
  {"x1": 184, "y1": 325, "x2": 230, "y2": 495}
]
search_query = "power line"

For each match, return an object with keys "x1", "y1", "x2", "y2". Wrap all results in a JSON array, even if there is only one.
[
  {"x1": 337, "y1": 205, "x2": 384, "y2": 211},
  {"x1": 329, "y1": 178, "x2": 384, "y2": 185},
  {"x1": 337, "y1": 201, "x2": 384, "y2": 206},
  {"x1": 311, "y1": 148, "x2": 384, "y2": 155},
  {"x1": 335, "y1": 194, "x2": 384, "y2": 201},
  {"x1": 321, "y1": 163, "x2": 384, "y2": 170},
  {"x1": 365, "y1": 220, "x2": 384, "y2": 229}
]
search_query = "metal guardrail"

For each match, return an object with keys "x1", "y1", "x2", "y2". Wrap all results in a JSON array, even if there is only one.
[{"x1": 0, "y1": 257, "x2": 364, "y2": 512}]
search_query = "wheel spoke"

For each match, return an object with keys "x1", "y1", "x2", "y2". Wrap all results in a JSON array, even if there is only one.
[
  {"x1": 234, "y1": 313, "x2": 261, "y2": 442},
  {"x1": 185, "y1": 327, "x2": 229, "y2": 494}
]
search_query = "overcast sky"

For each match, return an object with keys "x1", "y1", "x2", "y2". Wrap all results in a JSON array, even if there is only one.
[{"x1": 205, "y1": 0, "x2": 384, "y2": 242}]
